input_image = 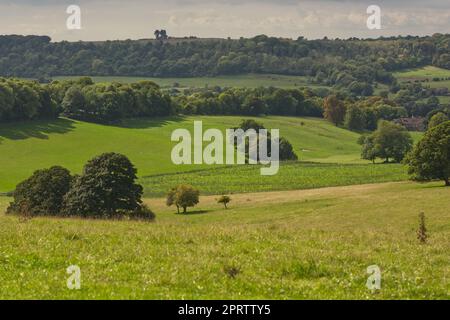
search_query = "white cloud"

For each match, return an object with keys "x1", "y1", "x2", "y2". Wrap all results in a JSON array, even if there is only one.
[{"x1": 0, "y1": 0, "x2": 448, "y2": 41}]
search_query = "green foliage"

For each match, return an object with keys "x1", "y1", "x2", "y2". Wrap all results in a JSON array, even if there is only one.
[
  {"x1": 360, "y1": 120, "x2": 413, "y2": 163},
  {"x1": 277, "y1": 137, "x2": 298, "y2": 161},
  {"x1": 63, "y1": 153, "x2": 144, "y2": 217},
  {"x1": 344, "y1": 104, "x2": 366, "y2": 131},
  {"x1": 405, "y1": 121, "x2": 450, "y2": 186},
  {"x1": 428, "y1": 112, "x2": 448, "y2": 129},
  {"x1": 323, "y1": 95, "x2": 346, "y2": 126},
  {"x1": 0, "y1": 78, "x2": 58, "y2": 122},
  {"x1": 7, "y1": 166, "x2": 72, "y2": 216},
  {"x1": 2, "y1": 34, "x2": 449, "y2": 87},
  {"x1": 236, "y1": 119, "x2": 298, "y2": 161},
  {"x1": 218, "y1": 195, "x2": 231, "y2": 209},
  {"x1": 166, "y1": 184, "x2": 200, "y2": 214}
]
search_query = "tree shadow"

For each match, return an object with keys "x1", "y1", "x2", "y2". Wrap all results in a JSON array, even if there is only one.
[
  {"x1": 109, "y1": 115, "x2": 186, "y2": 129},
  {"x1": 0, "y1": 118, "x2": 76, "y2": 142},
  {"x1": 175, "y1": 209, "x2": 211, "y2": 215}
]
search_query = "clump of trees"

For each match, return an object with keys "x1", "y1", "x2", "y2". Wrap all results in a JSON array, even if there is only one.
[
  {"x1": 58, "y1": 79, "x2": 174, "y2": 123},
  {"x1": 166, "y1": 184, "x2": 200, "y2": 214},
  {"x1": 0, "y1": 78, "x2": 58, "y2": 122},
  {"x1": 236, "y1": 119, "x2": 298, "y2": 161},
  {"x1": 7, "y1": 153, "x2": 154, "y2": 220},
  {"x1": 175, "y1": 87, "x2": 324, "y2": 118},
  {"x1": 359, "y1": 120, "x2": 413, "y2": 163},
  {"x1": 405, "y1": 121, "x2": 450, "y2": 186}
]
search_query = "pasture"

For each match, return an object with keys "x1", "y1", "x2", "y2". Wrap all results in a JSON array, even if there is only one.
[
  {"x1": 0, "y1": 115, "x2": 370, "y2": 193},
  {"x1": 0, "y1": 181, "x2": 448, "y2": 299}
]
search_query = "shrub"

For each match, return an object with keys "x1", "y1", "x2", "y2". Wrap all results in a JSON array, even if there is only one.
[
  {"x1": 7, "y1": 166, "x2": 72, "y2": 216},
  {"x1": 417, "y1": 212, "x2": 428, "y2": 244},
  {"x1": 62, "y1": 153, "x2": 144, "y2": 217}
]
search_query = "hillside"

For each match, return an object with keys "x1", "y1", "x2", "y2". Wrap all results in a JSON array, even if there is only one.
[
  {"x1": 0, "y1": 181, "x2": 448, "y2": 299},
  {"x1": 0, "y1": 115, "x2": 368, "y2": 193}
]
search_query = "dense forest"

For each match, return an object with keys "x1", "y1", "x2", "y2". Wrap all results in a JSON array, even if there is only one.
[
  {"x1": 1, "y1": 34, "x2": 449, "y2": 127},
  {"x1": 1, "y1": 34, "x2": 449, "y2": 86}
]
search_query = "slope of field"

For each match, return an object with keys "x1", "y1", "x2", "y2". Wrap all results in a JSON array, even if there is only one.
[
  {"x1": 0, "y1": 116, "x2": 366, "y2": 193},
  {"x1": 52, "y1": 74, "x2": 328, "y2": 89},
  {"x1": 0, "y1": 181, "x2": 448, "y2": 299}
]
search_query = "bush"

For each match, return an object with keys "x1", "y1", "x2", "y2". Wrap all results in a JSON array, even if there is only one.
[
  {"x1": 7, "y1": 166, "x2": 72, "y2": 216},
  {"x1": 124, "y1": 204, "x2": 156, "y2": 221},
  {"x1": 62, "y1": 153, "x2": 144, "y2": 218}
]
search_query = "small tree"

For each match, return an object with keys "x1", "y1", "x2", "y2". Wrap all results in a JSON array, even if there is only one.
[
  {"x1": 359, "y1": 120, "x2": 413, "y2": 163},
  {"x1": 323, "y1": 95, "x2": 346, "y2": 126},
  {"x1": 344, "y1": 104, "x2": 366, "y2": 131},
  {"x1": 166, "y1": 187, "x2": 180, "y2": 214},
  {"x1": 358, "y1": 135, "x2": 377, "y2": 164},
  {"x1": 405, "y1": 121, "x2": 450, "y2": 186},
  {"x1": 7, "y1": 166, "x2": 73, "y2": 216},
  {"x1": 218, "y1": 195, "x2": 231, "y2": 209},
  {"x1": 166, "y1": 184, "x2": 200, "y2": 214},
  {"x1": 417, "y1": 212, "x2": 428, "y2": 244}
]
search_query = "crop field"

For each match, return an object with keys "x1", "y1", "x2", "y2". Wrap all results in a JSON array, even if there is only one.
[
  {"x1": 0, "y1": 115, "x2": 371, "y2": 193},
  {"x1": 140, "y1": 162, "x2": 408, "y2": 197},
  {"x1": 0, "y1": 181, "x2": 448, "y2": 299},
  {"x1": 52, "y1": 74, "x2": 326, "y2": 89}
]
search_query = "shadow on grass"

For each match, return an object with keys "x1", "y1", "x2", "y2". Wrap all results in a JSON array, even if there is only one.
[
  {"x1": 0, "y1": 118, "x2": 76, "y2": 141},
  {"x1": 174, "y1": 209, "x2": 211, "y2": 215},
  {"x1": 110, "y1": 115, "x2": 186, "y2": 129}
]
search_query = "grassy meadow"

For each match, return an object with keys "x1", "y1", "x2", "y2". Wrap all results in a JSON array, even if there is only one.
[
  {"x1": 0, "y1": 181, "x2": 448, "y2": 299},
  {"x1": 0, "y1": 115, "x2": 372, "y2": 193},
  {"x1": 1, "y1": 108, "x2": 446, "y2": 300}
]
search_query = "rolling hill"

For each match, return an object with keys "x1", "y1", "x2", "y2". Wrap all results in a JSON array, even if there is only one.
[{"x1": 0, "y1": 115, "x2": 402, "y2": 193}]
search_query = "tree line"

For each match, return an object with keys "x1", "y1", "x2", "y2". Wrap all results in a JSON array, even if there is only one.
[
  {"x1": 1, "y1": 76, "x2": 448, "y2": 125},
  {"x1": 1, "y1": 34, "x2": 449, "y2": 90}
]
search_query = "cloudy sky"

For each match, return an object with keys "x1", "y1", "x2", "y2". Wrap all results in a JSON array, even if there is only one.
[{"x1": 0, "y1": 0, "x2": 449, "y2": 41}]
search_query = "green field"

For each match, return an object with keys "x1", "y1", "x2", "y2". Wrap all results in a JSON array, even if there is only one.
[
  {"x1": 0, "y1": 116, "x2": 373, "y2": 193},
  {"x1": 52, "y1": 74, "x2": 324, "y2": 89},
  {"x1": 0, "y1": 181, "x2": 448, "y2": 299},
  {"x1": 394, "y1": 66, "x2": 450, "y2": 80},
  {"x1": 140, "y1": 162, "x2": 408, "y2": 197}
]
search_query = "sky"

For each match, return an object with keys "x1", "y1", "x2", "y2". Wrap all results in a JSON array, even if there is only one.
[{"x1": 0, "y1": 0, "x2": 449, "y2": 41}]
